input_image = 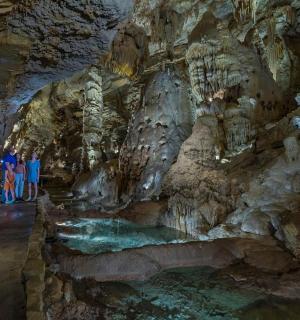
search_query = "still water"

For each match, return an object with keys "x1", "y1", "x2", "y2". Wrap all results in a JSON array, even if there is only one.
[
  {"x1": 74, "y1": 267, "x2": 300, "y2": 320},
  {"x1": 57, "y1": 217, "x2": 195, "y2": 254},
  {"x1": 48, "y1": 187, "x2": 300, "y2": 319}
]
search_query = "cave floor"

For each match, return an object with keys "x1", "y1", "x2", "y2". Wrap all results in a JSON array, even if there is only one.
[{"x1": 0, "y1": 202, "x2": 36, "y2": 320}]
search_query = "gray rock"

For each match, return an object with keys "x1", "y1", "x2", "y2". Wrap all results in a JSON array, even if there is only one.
[{"x1": 241, "y1": 210, "x2": 271, "y2": 236}]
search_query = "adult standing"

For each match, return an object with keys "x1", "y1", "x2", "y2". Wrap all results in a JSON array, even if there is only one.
[
  {"x1": 15, "y1": 153, "x2": 26, "y2": 201},
  {"x1": 26, "y1": 152, "x2": 40, "y2": 201}
]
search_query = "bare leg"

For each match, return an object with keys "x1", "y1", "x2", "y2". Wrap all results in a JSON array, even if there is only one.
[
  {"x1": 33, "y1": 182, "x2": 38, "y2": 200},
  {"x1": 27, "y1": 183, "x2": 32, "y2": 201},
  {"x1": 11, "y1": 189, "x2": 16, "y2": 201}
]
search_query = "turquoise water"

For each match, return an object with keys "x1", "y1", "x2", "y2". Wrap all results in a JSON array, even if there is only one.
[
  {"x1": 73, "y1": 267, "x2": 300, "y2": 320},
  {"x1": 48, "y1": 186, "x2": 196, "y2": 254},
  {"x1": 57, "y1": 218, "x2": 195, "y2": 254},
  {"x1": 48, "y1": 187, "x2": 300, "y2": 319}
]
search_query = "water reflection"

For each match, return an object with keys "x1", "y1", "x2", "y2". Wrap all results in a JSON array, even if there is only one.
[
  {"x1": 75, "y1": 267, "x2": 300, "y2": 320},
  {"x1": 57, "y1": 218, "x2": 195, "y2": 254},
  {"x1": 0, "y1": 208, "x2": 23, "y2": 221}
]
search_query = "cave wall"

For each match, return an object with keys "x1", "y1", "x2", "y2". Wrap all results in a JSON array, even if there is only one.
[
  {"x1": 0, "y1": 0, "x2": 134, "y2": 146},
  {"x1": 3, "y1": 0, "x2": 300, "y2": 229}
]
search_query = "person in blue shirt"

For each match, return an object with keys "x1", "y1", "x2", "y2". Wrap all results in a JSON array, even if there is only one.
[
  {"x1": 26, "y1": 152, "x2": 40, "y2": 202},
  {"x1": 3, "y1": 146, "x2": 17, "y2": 171},
  {"x1": 1, "y1": 146, "x2": 17, "y2": 203}
]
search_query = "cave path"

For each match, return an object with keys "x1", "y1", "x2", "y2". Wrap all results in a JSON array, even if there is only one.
[{"x1": 0, "y1": 202, "x2": 36, "y2": 319}]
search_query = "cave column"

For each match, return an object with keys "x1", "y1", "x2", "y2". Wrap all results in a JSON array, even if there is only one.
[{"x1": 81, "y1": 67, "x2": 103, "y2": 171}]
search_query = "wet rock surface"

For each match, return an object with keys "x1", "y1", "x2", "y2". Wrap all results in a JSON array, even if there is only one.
[
  {"x1": 1, "y1": 0, "x2": 300, "y2": 318},
  {"x1": 0, "y1": 203, "x2": 36, "y2": 320},
  {"x1": 52, "y1": 236, "x2": 296, "y2": 282},
  {"x1": 1, "y1": 0, "x2": 133, "y2": 106}
]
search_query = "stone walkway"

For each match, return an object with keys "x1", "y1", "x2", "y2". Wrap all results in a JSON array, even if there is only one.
[{"x1": 0, "y1": 202, "x2": 36, "y2": 320}]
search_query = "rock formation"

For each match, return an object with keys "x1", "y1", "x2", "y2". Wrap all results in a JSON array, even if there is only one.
[
  {"x1": 1, "y1": 0, "x2": 300, "y2": 319},
  {"x1": 1, "y1": 2, "x2": 300, "y2": 308},
  {"x1": 2, "y1": 0, "x2": 300, "y2": 212}
]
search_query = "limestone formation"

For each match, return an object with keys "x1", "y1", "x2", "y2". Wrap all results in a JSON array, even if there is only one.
[
  {"x1": 186, "y1": 38, "x2": 242, "y2": 102},
  {"x1": 284, "y1": 136, "x2": 300, "y2": 163},
  {"x1": 82, "y1": 67, "x2": 103, "y2": 171},
  {"x1": 224, "y1": 106, "x2": 252, "y2": 153},
  {"x1": 119, "y1": 68, "x2": 193, "y2": 202},
  {"x1": 1, "y1": 0, "x2": 299, "y2": 318}
]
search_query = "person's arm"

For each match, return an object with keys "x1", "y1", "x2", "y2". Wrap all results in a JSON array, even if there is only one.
[
  {"x1": 25, "y1": 162, "x2": 29, "y2": 180},
  {"x1": 37, "y1": 161, "x2": 40, "y2": 183},
  {"x1": 23, "y1": 165, "x2": 26, "y2": 181},
  {"x1": 5, "y1": 170, "x2": 8, "y2": 181}
]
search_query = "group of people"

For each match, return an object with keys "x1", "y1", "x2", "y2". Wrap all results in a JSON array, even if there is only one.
[{"x1": 1, "y1": 147, "x2": 40, "y2": 204}]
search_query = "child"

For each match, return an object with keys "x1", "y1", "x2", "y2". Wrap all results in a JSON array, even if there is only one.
[{"x1": 4, "y1": 163, "x2": 16, "y2": 204}]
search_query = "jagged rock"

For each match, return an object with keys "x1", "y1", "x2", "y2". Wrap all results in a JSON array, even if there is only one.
[
  {"x1": 2, "y1": 0, "x2": 300, "y2": 281},
  {"x1": 280, "y1": 212, "x2": 300, "y2": 258},
  {"x1": 240, "y1": 209, "x2": 272, "y2": 236},
  {"x1": 0, "y1": 0, "x2": 133, "y2": 112},
  {"x1": 45, "y1": 275, "x2": 63, "y2": 303},
  {"x1": 284, "y1": 136, "x2": 300, "y2": 163},
  {"x1": 162, "y1": 115, "x2": 232, "y2": 235},
  {"x1": 72, "y1": 160, "x2": 122, "y2": 210},
  {"x1": 119, "y1": 68, "x2": 193, "y2": 202}
]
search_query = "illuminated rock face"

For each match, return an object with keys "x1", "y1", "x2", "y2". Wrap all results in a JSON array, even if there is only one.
[
  {"x1": 120, "y1": 69, "x2": 193, "y2": 201},
  {"x1": 72, "y1": 160, "x2": 122, "y2": 210},
  {"x1": 284, "y1": 136, "x2": 300, "y2": 163},
  {"x1": 0, "y1": 0, "x2": 133, "y2": 109},
  {"x1": 2, "y1": 0, "x2": 300, "y2": 238},
  {"x1": 223, "y1": 109, "x2": 252, "y2": 153},
  {"x1": 162, "y1": 116, "x2": 232, "y2": 235},
  {"x1": 82, "y1": 67, "x2": 103, "y2": 171},
  {"x1": 186, "y1": 38, "x2": 244, "y2": 102}
]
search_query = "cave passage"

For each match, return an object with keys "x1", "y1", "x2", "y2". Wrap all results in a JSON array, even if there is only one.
[{"x1": 0, "y1": 0, "x2": 300, "y2": 319}]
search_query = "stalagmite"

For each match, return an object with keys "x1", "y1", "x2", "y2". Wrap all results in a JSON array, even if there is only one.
[
  {"x1": 284, "y1": 136, "x2": 300, "y2": 163},
  {"x1": 81, "y1": 67, "x2": 103, "y2": 172}
]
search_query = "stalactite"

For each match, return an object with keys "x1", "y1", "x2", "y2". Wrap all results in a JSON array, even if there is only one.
[
  {"x1": 231, "y1": 0, "x2": 257, "y2": 23},
  {"x1": 186, "y1": 40, "x2": 240, "y2": 102},
  {"x1": 283, "y1": 6, "x2": 295, "y2": 25},
  {"x1": 224, "y1": 110, "x2": 251, "y2": 152},
  {"x1": 266, "y1": 17, "x2": 284, "y2": 81},
  {"x1": 105, "y1": 22, "x2": 146, "y2": 78},
  {"x1": 169, "y1": 194, "x2": 195, "y2": 235},
  {"x1": 149, "y1": 4, "x2": 179, "y2": 53}
]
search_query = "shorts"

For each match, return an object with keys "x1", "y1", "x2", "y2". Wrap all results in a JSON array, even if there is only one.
[
  {"x1": 4, "y1": 181, "x2": 15, "y2": 192},
  {"x1": 28, "y1": 176, "x2": 38, "y2": 184}
]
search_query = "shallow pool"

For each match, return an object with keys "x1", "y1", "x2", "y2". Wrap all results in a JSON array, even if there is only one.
[
  {"x1": 57, "y1": 217, "x2": 196, "y2": 254},
  {"x1": 73, "y1": 267, "x2": 300, "y2": 320}
]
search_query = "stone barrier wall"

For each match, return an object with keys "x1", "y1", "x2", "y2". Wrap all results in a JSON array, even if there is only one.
[{"x1": 23, "y1": 195, "x2": 48, "y2": 320}]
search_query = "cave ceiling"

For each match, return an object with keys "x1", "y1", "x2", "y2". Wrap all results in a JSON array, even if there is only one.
[{"x1": 0, "y1": 0, "x2": 133, "y2": 110}]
